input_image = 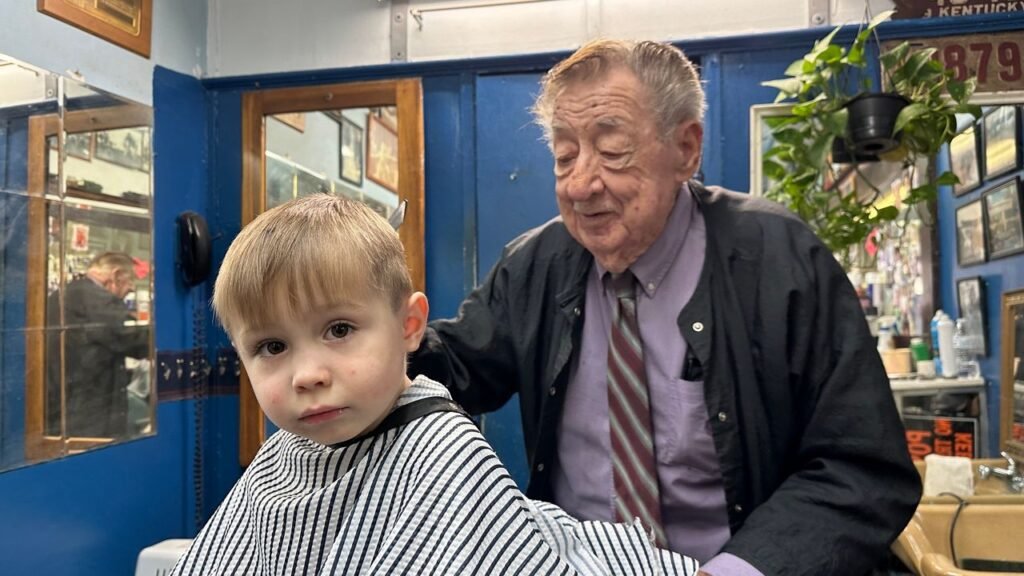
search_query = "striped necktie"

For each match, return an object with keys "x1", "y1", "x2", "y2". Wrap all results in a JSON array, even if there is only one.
[{"x1": 607, "y1": 271, "x2": 666, "y2": 547}]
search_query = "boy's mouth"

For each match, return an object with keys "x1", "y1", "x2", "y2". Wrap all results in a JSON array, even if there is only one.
[{"x1": 299, "y1": 406, "x2": 345, "y2": 423}]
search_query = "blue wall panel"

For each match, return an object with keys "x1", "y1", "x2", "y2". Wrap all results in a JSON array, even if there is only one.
[
  {"x1": 423, "y1": 74, "x2": 477, "y2": 319},
  {"x1": 0, "y1": 401, "x2": 189, "y2": 575},
  {"x1": 473, "y1": 72, "x2": 554, "y2": 488}
]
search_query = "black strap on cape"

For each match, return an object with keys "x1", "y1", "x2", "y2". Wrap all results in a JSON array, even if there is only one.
[{"x1": 331, "y1": 397, "x2": 468, "y2": 449}]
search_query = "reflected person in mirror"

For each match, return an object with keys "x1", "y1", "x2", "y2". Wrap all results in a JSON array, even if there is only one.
[
  {"x1": 409, "y1": 39, "x2": 921, "y2": 576},
  {"x1": 46, "y1": 251, "x2": 149, "y2": 439}
]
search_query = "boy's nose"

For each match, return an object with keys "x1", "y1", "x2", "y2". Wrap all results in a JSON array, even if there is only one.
[{"x1": 291, "y1": 363, "x2": 330, "y2": 390}]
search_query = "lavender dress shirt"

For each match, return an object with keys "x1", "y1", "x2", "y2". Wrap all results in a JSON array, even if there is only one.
[{"x1": 551, "y1": 186, "x2": 762, "y2": 576}]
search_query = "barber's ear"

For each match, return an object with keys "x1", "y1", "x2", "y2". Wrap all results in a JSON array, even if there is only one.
[
  {"x1": 402, "y1": 292, "x2": 429, "y2": 351},
  {"x1": 672, "y1": 120, "x2": 704, "y2": 183}
]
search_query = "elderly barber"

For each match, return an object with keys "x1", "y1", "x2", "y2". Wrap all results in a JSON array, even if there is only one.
[{"x1": 411, "y1": 39, "x2": 920, "y2": 576}]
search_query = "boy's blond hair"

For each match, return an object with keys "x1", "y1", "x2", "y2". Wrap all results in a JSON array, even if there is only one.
[{"x1": 212, "y1": 194, "x2": 412, "y2": 337}]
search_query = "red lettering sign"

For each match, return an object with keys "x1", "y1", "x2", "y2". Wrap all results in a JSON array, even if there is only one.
[
  {"x1": 902, "y1": 415, "x2": 978, "y2": 460},
  {"x1": 954, "y1": 432, "x2": 975, "y2": 457},
  {"x1": 883, "y1": 31, "x2": 1024, "y2": 94}
]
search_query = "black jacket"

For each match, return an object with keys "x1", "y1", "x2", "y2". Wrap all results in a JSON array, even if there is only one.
[
  {"x1": 45, "y1": 277, "x2": 150, "y2": 438},
  {"x1": 411, "y1": 182, "x2": 921, "y2": 576}
]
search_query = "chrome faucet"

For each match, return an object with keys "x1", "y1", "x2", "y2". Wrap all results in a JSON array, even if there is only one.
[{"x1": 978, "y1": 451, "x2": 1024, "y2": 493}]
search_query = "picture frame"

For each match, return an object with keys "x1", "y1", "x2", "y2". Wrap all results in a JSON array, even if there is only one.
[
  {"x1": 366, "y1": 115, "x2": 399, "y2": 193},
  {"x1": 957, "y1": 276, "x2": 989, "y2": 357},
  {"x1": 955, "y1": 199, "x2": 987, "y2": 266},
  {"x1": 983, "y1": 105, "x2": 1020, "y2": 179},
  {"x1": 749, "y1": 103, "x2": 794, "y2": 197},
  {"x1": 38, "y1": 0, "x2": 152, "y2": 58},
  {"x1": 949, "y1": 125, "x2": 981, "y2": 196},
  {"x1": 983, "y1": 178, "x2": 1024, "y2": 260},
  {"x1": 94, "y1": 127, "x2": 151, "y2": 173},
  {"x1": 339, "y1": 116, "x2": 364, "y2": 187},
  {"x1": 48, "y1": 131, "x2": 93, "y2": 161}
]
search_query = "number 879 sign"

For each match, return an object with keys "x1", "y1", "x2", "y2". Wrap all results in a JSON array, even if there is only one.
[{"x1": 884, "y1": 31, "x2": 1024, "y2": 94}]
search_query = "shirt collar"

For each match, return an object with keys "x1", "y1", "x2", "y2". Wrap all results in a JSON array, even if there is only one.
[{"x1": 595, "y1": 182, "x2": 694, "y2": 298}]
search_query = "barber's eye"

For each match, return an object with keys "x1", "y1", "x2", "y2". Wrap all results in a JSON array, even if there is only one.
[{"x1": 327, "y1": 322, "x2": 353, "y2": 339}]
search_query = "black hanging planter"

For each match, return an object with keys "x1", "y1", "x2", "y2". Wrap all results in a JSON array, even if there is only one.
[
  {"x1": 831, "y1": 137, "x2": 879, "y2": 164},
  {"x1": 845, "y1": 93, "x2": 909, "y2": 155}
]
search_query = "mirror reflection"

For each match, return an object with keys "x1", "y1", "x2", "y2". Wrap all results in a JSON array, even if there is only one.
[
  {"x1": 0, "y1": 54, "x2": 154, "y2": 472},
  {"x1": 266, "y1": 107, "x2": 400, "y2": 217},
  {"x1": 1004, "y1": 289, "x2": 1024, "y2": 454}
]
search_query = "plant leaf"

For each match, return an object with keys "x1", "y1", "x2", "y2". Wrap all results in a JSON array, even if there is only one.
[{"x1": 894, "y1": 102, "x2": 929, "y2": 134}]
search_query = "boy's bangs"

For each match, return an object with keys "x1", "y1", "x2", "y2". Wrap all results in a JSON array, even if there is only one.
[{"x1": 220, "y1": 228, "x2": 373, "y2": 332}]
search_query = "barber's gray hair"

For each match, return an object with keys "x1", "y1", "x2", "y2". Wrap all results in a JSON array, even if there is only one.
[
  {"x1": 532, "y1": 39, "x2": 706, "y2": 144},
  {"x1": 89, "y1": 251, "x2": 135, "y2": 277}
]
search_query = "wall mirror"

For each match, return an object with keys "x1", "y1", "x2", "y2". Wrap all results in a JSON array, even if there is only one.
[
  {"x1": 750, "y1": 103, "x2": 937, "y2": 339},
  {"x1": 239, "y1": 79, "x2": 425, "y2": 465},
  {"x1": 0, "y1": 54, "x2": 155, "y2": 473},
  {"x1": 1001, "y1": 288, "x2": 1024, "y2": 459}
]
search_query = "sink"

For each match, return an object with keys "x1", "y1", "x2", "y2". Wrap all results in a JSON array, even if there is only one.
[
  {"x1": 915, "y1": 458, "x2": 1024, "y2": 503},
  {"x1": 893, "y1": 501, "x2": 1024, "y2": 575}
]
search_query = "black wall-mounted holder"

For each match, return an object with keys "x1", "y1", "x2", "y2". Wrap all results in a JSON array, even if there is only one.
[{"x1": 177, "y1": 211, "x2": 212, "y2": 288}]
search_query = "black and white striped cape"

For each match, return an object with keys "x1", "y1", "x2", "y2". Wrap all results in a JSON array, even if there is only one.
[{"x1": 171, "y1": 377, "x2": 699, "y2": 575}]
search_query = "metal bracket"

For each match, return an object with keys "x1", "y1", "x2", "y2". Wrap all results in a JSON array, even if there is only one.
[
  {"x1": 808, "y1": 0, "x2": 829, "y2": 26},
  {"x1": 391, "y1": 0, "x2": 410, "y2": 62}
]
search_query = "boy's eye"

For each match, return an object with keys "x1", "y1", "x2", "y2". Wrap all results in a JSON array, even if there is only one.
[
  {"x1": 256, "y1": 340, "x2": 286, "y2": 356},
  {"x1": 327, "y1": 322, "x2": 354, "y2": 340}
]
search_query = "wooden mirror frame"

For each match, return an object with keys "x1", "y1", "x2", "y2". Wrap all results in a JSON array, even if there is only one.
[
  {"x1": 239, "y1": 78, "x2": 425, "y2": 466},
  {"x1": 24, "y1": 103, "x2": 155, "y2": 460},
  {"x1": 1000, "y1": 288, "x2": 1024, "y2": 459}
]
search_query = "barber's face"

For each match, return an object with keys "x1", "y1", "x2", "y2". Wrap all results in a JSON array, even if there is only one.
[
  {"x1": 550, "y1": 66, "x2": 702, "y2": 273},
  {"x1": 108, "y1": 272, "x2": 134, "y2": 299}
]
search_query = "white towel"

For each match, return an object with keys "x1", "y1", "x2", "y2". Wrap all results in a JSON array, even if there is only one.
[{"x1": 923, "y1": 454, "x2": 975, "y2": 498}]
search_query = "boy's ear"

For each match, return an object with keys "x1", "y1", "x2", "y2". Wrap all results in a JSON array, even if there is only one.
[{"x1": 402, "y1": 292, "x2": 429, "y2": 351}]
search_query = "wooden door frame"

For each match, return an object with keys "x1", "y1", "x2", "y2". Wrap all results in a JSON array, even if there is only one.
[{"x1": 239, "y1": 78, "x2": 425, "y2": 466}]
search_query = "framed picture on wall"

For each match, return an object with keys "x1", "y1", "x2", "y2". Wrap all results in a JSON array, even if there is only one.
[
  {"x1": 339, "y1": 116, "x2": 364, "y2": 187},
  {"x1": 983, "y1": 105, "x2": 1020, "y2": 179},
  {"x1": 983, "y1": 178, "x2": 1024, "y2": 260},
  {"x1": 366, "y1": 115, "x2": 399, "y2": 193},
  {"x1": 956, "y1": 199, "x2": 987, "y2": 266},
  {"x1": 94, "y1": 127, "x2": 150, "y2": 172},
  {"x1": 38, "y1": 0, "x2": 153, "y2": 58},
  {"x1": 949, "y1": 125, "x2": 981, "y2": 196},
  {"x1": 957, "y1": 276, "x2": 989, "y2": 356}
]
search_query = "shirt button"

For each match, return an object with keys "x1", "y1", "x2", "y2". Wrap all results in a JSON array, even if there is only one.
[
  {"x1": 536, "y1": 463, "x2": 545, "y2": 472},
  {"x1": 573, "y1": 307, "x2": 581, "y2": 316},
  {"x1": 692, "y1": 321, "x2": 704, "y2": 332},
  {"x1": 718, "y1": 411, "x2": 728, "y2": 422},
  {"x1": 548, "y1": 386, "x2": 557, "y2": 396},
  {"x1": 734, "y1": 504, "x2": 743, "y2": 513},
  {"x1": 647, "y1": 282, "x2": 655, "y2": 292}
]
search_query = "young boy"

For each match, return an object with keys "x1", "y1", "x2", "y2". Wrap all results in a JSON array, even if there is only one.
[{"x1": 170, "y1": 194, "x2": 698, "y2": 575}]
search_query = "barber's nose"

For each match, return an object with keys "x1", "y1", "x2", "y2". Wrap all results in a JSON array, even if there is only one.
[{"x1": 564, "y1": 152, "x2": 602, "y2": 202}]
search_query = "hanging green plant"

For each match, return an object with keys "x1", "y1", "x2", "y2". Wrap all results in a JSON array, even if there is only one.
[{"x1": 761, "y1": 10, "x2": 981, "y2": 259}]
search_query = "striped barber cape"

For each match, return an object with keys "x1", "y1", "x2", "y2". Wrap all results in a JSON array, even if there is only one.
[{"x1": 171, "y1": 377, "x2": 699, "y2": 575}]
